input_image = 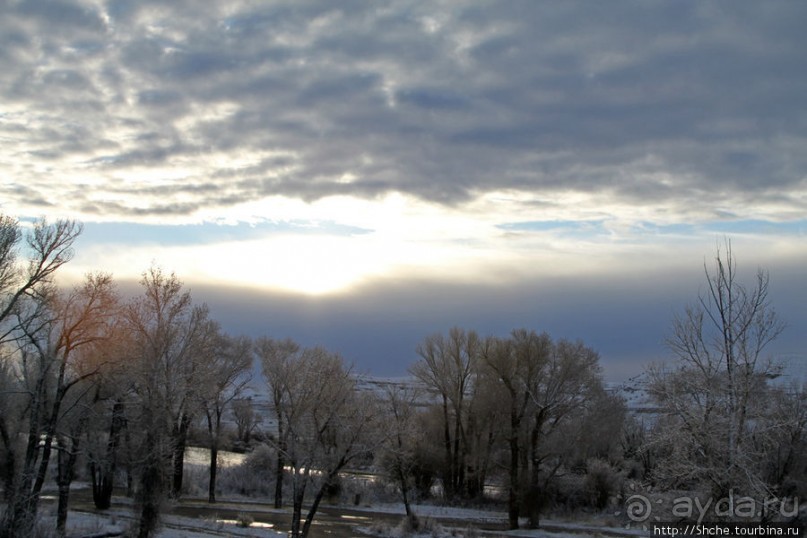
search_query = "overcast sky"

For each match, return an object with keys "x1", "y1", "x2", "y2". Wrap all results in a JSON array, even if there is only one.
[{"x1": 2, "y1": 1, "x2": 805, "y2": 380}]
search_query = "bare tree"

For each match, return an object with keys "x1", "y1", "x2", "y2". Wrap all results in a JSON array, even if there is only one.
[
  {"x1": 124, "y1": 266, "x2": 219, "y2": 538},
  {"x1": 407, "y1": 327, "x2": 610, "y2": 529},
  {"x1": 521, "y1": 337, "x2": 605, "y2": 528},
  {"x1": 648, "y1": 241, "x2": 786, "y2": 498},
  {"x1": 0, "y1": 216, "x2": 82, "y2": 342},
  {"x1": 86, "y1": 319, "x2": 137, "y2": 511},
  {"x1": 46, "y1": 274, "x2": 119, "y2": 537},
  {"x1": 463, "y1": 360, "x2": 505, "y2": 500},
  {"x1": 232, "y1": 397, "x2": 262, "y2": 446},
  {"x1": 256, "y1": 337, "x2": 301, "y2": 509},
  {"x1": 0, "y1": 350, "x2": 22, "y2": 502},
  {"x1": 762, "y1": 382, "x2": 807, "y2": 497},
  {"x1": 289, "y1": 351, "x2": 377, "y2": 538},
  {"x1": 478, "y1": 329, "x2": 606, "y2": 529},
  {"x1": 3, "y1": 221, "x2": 126, "y2": 535},
  {"x1": 261, "y1": 341, "x2": 378, "y2": 538},
  {"x1": 1, "y1": 268, "x2": 116, "y2": 538},
  {"x1": 410, "y1": 327, "x2": 479, "y2": 498},
  {"x1": 480, "y1": 330, "x2": 551, "y2": 529},
  {"x1": 199, "y1": 334, "x2": 252, "y2": 503},
  {"x1": 379, "y1": 382, "x2": 422, "y2": 519}
]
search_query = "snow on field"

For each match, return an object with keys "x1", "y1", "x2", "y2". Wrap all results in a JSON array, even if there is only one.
[
  {"x1": 356, "y1": 502, "x2": 507, "y2": 525},
  {"x1": 351, "y1": 502, "x2": 646, "y2": 537},
  {"x1": 43, "y1": 498, "x2": 645, "y2": 538},
  {"x1": 184, "y1": 446, "x2": 247, "y2": 468},
  {"x1": 53, "y1": 509, "x2": 285, "y2": 537}
]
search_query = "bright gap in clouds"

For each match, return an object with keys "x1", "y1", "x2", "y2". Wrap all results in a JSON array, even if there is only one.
[
  {"x1": 68, "y1": 192, "x2": 519, "y2": 295},
  {"x1": 64, "y1": 189, "x2": 807, "y2": 297}
]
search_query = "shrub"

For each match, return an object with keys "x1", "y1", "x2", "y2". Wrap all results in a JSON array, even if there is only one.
[
  {"x1": 584, "y1": 459, "x2": 623, "y2": 510},
  {"x1": 236, "y1": 512, "x2": 254, "y2": 528},
  {"x1": 181, "y1": 462, "x2": 208, "y2": 497},
  {"x1": 399, "y1": 514, "x2": 444, "y2": 536},
  {"x1": 214, "y1": 444, "x2": 277, "y2": 498}
]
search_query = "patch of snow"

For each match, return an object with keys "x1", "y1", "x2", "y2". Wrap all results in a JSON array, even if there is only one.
[
  {"x1": 56, "y1": 509, "x2": 285, "y2": 537},
  {"x1": 184, "y1": 446, "x2": 246, "y2": 468}
]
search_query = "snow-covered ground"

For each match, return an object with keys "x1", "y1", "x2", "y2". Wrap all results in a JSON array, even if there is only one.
[
  {"x1": 36, "y1": 483, "x2": 647, "y2": 538},
  {"x1": 53, "y1": 503, "x2": 646, "y2": 538},
  {"x1": 184, "y1": 445, "x2": 246, "y2": 468},
  {"x1": 354, "y1": 502, "x2": 649, "y2": 537},
  {"x1": 37, "y1": 508, "x2": 285, "y2": 537}
]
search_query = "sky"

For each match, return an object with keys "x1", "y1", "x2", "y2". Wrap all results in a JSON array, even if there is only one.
[{"x1": 1, "y1": 1, "x2": 805, "y2": 381}]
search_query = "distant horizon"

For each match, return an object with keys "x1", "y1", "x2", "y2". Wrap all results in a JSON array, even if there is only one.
[{"x1": 75, "y1": 260, "x2": 804, "y2": 384}]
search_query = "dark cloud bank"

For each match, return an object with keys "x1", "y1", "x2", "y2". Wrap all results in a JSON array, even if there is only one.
[{"x1": 191, "y1": 259, "x2": 806, "y2": 382}]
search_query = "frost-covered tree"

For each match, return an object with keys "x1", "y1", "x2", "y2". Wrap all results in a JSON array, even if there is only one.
[
  {"x1": 124, "y1": 267, "x2": 220, "y2": 538},
  {"x1": 199, "y1": 334, "x2": 252, "y2": 503},
  {"x1": 648, "y1": 241, "x2": 786, "y2": 499},
  {"x1": 0, "y1": 216, "x2": 82, "y2": 342},
  {"x1": 410, "y1": 327, "x2": 480, "y2": 498},
  {"x1": 378, "y1": 382, "x2": 422, "y2": 518},
  {"x1": 480, "y1": 330, "x2": 551, "y2": 529},
  {"x1": 232, "y1": 396, "x2": 262, "y2": 446},
  {"x1": 0, "y1": 217, "x2": 89, "y2": 538},
  {"x1": 260, "y1": 342, "x2": 378, "y2": 538},
  {"x1": 256, "y1": 337, "x2": 301, "y2": 509},
  {"x1": 517, "y1": 335, "x2": 606, "y2": 528}
]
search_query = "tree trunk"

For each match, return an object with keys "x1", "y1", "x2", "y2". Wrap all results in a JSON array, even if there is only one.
[
  {"x1": 208, "y1": 442, "x2": 218, "y2": 503},
  {"x1": 125, "y1": 417, "x2": 134, "y2": 497},
  {"x1": 507, "y1": 390, "x2": 521, "y2": 530},
  {"x1": 274, "y1": 406, "x2": 288, "y2": 508},
  {"x1": 93, "y1": 399, "x2": 125, "y2": 509},
  {"x1": 32, "y1": 382, "x2": 69, "y2": 500},
  {"x1": 171, "y1": 413, "x2": 191, "y2": 498},
  {"x1": 477, "y1": 426, "x2": 495, "y2": 498},
  {"x1": 508, "y1": 430, "x2": 520, "y2": 529},
  {"x1": 301, "y1": 480, "x2": 331, "y2": 538},
  {"x1": 274, "y1": 451, "x2": 285, "y2": 508},
  {"x1": 440, "y1": 395, "x2": 454, "y2": 497},
  {"x1": 56, "y1": 435, "x2": 80, "y2": 537},
  {"x1": 137, "y1": 429, "x2": 163, "y2": 538},
  {"x1": 57, "y1": 481, "x2": 71, "y2": 538},
  {"x1": 398, "y1": 464, "x2": 412, "y2": 517},
  {"x1": 0, "y1": 418, "x2": 16, "y2": 503},
  {"x1": 453, "y1": 408, "x2": 463, "y2": 496},
  {"x1": 290, "y1": 485, "x2": 305, "y2": 538},
  {"x1": 526, "y1": 411, "x2": 547, "y2": 530},
  {"x1": 274, "y1": 419, "x2": 286, "y2": 509},
  {"x1": 137, "y1": 402, "x2": 164, "y2": 538},
  {"x1": 526, "y1": 484, "x2": 543, "y2": 529},
  {"x1": 3, "y1": 377, "x2": 47, "y2": 538},
  {"x1": 206, "y1": 410, "x2": 218, "y2": 503}
]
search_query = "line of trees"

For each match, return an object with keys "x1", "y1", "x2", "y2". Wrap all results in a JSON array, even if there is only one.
[
  {"x1": 0, "y1": 217, "x2": 254, "y2": 537},
  {"x1": 0, "y1": 216, "x2": 379, "y2": 538},
  {"x1": 382, "y1": 327, "x2": 623, "y2": 530},
  {"x1": 0, "y1": 216, "x2": 623, "y2": 536},
  {"x1": 370, "y1": 244, "x2": 805, "y2": 529},
  {"x1": 1, "y1": 216, "x2": 803, "y2": 536}
]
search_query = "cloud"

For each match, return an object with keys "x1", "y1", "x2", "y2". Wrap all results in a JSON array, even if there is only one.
[{"x1": 1, "y1": 1, "x2": 805, "y2": 222}]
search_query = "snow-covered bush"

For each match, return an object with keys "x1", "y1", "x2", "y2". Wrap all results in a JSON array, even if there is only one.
[
  {"x1": 583, "y1": 459, "x2": 624, "y2": 510},
  {"x1": 214, "y1": 444, "x2": 277, "y2": 498},
  {"x1": 236, "y1": 512, "x2": 254, "y2": 527}
]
